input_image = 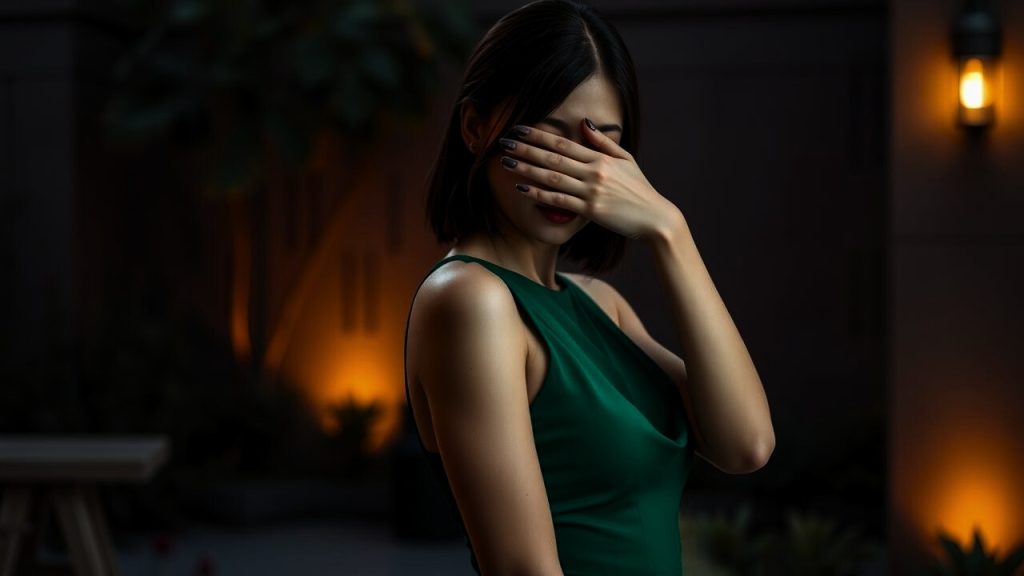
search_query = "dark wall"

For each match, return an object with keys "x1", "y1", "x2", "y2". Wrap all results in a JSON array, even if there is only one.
[
  {"x1": 0, "y1": 3, "x2": 80, "y2": 423},
  {"x1": 889, "y1": 0, "x2": 1024, "y2": 571}
]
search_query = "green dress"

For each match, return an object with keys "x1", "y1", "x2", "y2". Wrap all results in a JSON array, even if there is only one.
[{"x1": 404, "y1": 254, "x2": 695, "y2": 575}]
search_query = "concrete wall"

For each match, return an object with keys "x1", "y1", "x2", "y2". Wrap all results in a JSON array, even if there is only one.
[
  {"x1": 0, "y1": 3, "x2": 77, "y2": 410},
  {"x1": 889, "y1": 0, "x2": 1024, "y2": 570}
]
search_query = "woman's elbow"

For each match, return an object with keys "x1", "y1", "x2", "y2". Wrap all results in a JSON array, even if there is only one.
[
  {"x1": 736, "y1": 433, "x2": 774, "y2": 474},
  {"x1": 711, "y1": 433, "x2": 774, "y2": 475}
]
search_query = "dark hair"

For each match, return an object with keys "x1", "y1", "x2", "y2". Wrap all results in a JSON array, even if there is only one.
[{"x1": 424, "y1": 0, "x2": 640, "y2": 275}]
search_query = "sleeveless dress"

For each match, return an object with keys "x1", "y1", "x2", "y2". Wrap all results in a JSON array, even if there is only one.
[{"x1": 403, "y1": 254, "x2": 695, "y2": 576}]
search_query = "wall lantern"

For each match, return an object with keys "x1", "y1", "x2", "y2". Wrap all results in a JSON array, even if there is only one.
[{"x1": 953, "y1": 0, "x2": 1002, "y2": 128}]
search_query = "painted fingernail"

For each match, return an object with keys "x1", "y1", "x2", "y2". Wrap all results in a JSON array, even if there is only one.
[
  {"x1": 499, "y1": 138, "x2": 517, "y2": 151},
  {"x1": 515, "y1": 183, "x2": 530, "y2": 193},
  {"x1": 511, "y1": 125, "x2": 530, "y2": 137},
  {"x1": 584, "y1": 117, "x2": 597, "y2": 131},
  {"x1": 501, "y1": 157, "x2": 518, "y2": 169}
]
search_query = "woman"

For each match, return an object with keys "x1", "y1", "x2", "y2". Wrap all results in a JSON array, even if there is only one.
[{"x1": 403, "y1": 1, "x2": 775, "y2": 574}]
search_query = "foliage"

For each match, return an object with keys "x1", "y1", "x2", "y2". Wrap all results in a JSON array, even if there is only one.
[
  {"x1": 327, "y1": 393, "x2": 383, "y2": 479},
  {"x1": 105, "y1": 0, "x2": 476, "y2": 193},
  {"x1": 681, "y1": 502, "x2": 760, "y2": 576},
  {"x1": 923, "y1": 527, "x2": 1024, "y2": 576},
  {"x1": 755, "y1": 510, "x2": 880, "y2": 576},
  {"x1": 77, "y1": 303, "x2": 334, "y2": 483},
  {"x1": 681, "y1": 503, "x2": 882, "y2": 576}
]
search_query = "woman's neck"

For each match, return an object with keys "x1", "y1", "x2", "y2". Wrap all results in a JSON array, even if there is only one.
[{"x1": 449, "y1": 234, "x2": 562, "y2": 290}]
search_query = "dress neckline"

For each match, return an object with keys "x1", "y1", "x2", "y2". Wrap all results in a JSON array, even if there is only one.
[{"x1": 439, "y1": 253, "x2": 573, "y2": 295}]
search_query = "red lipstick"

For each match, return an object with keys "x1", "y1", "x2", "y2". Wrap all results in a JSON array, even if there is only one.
[{"x1": 537, "y1": 205, "x2": 577, "y2": 224}]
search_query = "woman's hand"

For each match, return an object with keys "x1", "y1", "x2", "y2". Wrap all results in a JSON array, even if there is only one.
[{"x1": 498, "y1": 119, "x2": 683, "y2": 240}]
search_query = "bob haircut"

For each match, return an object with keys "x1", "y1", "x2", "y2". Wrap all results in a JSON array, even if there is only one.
[{"x1": 424, "y1": 0, "x2": 640, "y2": 275}]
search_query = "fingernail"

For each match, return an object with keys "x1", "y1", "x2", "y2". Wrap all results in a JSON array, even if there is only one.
[
  {"x1": 511, "y1": 125, "x2": 530, "y2": 137},
  {"x1": 515, "y1": 183, "x2": 530, "y2": 193},
  {"x1": 501, "y1": 157, "x2": 518, "y2": 169},
  {"x1": 584, "y1": 117, "x2": 597, "y2": 131},
  {"x1": 499, "y1": 138, "x2": 517, "y2": 151}
]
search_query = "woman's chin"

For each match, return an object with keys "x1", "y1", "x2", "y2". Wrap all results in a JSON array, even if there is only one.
[{"x1": 537, "y1": 222, "x2": 588, "y2": 245}]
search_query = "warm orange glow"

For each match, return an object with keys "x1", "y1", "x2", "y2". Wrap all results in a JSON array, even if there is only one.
[
  {"x1": 263, "y1": 134, "x2": 425, "y2": 458},
  {"x1": 256, "y1": 146, "x2": 406, "y2": 454},
  {"x1": 280, "y1": 258, "x2": 407, "y2": 454},
  {"x1": 230, "y1": 195, "x2": 252, "y2": 361},
  {"x1": 959, "y1": 58, "x2": 990, "y2": 110},
  {"x1": 907, "y1": 429, "x2": 1024, "y2": 556},
  {"x1": 934, "y1": 467, "x2": 1014, "y2": 553},
  {"x1": 263, "y1": 134, "x2": 358, "y2": 382},
  {"x1": 311, "y1": 338, "x2": 403, "y2": 453}
]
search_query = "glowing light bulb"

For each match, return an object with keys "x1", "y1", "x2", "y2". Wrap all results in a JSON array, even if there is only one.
[
  {"x1": 960, "y1": 58, "x2": 986, "y2": 110},
  {"x1": 957, "y1": 56, "x2": 998, "y2": 127}
]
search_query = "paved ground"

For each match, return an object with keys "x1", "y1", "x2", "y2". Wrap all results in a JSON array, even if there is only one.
[
  {"x1": 114, "y1": 519, "x2": 887, "y2": 576},
  {"x1": 117, "y1": 520, "x2": 477, "y2": 576}
]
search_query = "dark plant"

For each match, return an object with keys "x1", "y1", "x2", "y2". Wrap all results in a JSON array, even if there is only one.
[
  {"x1": 105, "y1": 0, "x2": 476, "y2": 193},
  {"x1": 755, "y1": 510, "x2": 880, "y2": 576},
  {"x1": 328, "y1": 393, "x2": 383, "y2": 479},
  {"x1": 103, "y1": 0, "x2": 477, "y2": 395},
  {"x1": 682, "y1": 502, "x2": 760, "y2": 575},
  {"x1": 681, "y1": 505, "x2": 881, "y2": 576},
  {"x1": 923, "y1": 527, "x2": 1024, "y2": 576}
]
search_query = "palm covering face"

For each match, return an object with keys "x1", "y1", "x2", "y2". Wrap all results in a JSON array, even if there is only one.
[{"x1": 499, "y1": 119, "x2": 680, "y2": 240}]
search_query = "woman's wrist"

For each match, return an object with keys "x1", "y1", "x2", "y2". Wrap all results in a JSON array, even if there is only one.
[{"x1": 647, "y1": 207, "x2": 691, "y2": 251}]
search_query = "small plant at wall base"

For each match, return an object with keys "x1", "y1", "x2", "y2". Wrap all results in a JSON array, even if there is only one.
[
  {"x1": 755, "y1": 510, "x2": 880, "y2": 576},
  {"x1": 680, "y1": 503, "x2": 882, "y2": 576},
  {"x1": 680, "y1": 502, "x2": 760, "y2": 576},
  {"x1": 328, "y1": 393, "x2": 383, "y2": 480},
  {"x1": 922, "y1": 527, "x2": 1024, "y2": 576}
]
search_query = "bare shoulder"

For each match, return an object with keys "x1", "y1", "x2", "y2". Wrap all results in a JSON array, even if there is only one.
[
  {"x1": 563, "y1": 272, "x2": 622, "y2": 325},
  {"x1": 410, "y1": 260, "x2": 528, "y2": 391},
  {"x1": 415, "y1": 260, "x2": 518, "y2": 319}
]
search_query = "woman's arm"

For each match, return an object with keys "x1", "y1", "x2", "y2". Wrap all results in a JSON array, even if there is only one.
[
  {"x1": 412, "y1": 265, "x2": 564, "y2": 576},
  {"x1": 642, "y1": 214, "x2": 775, "y2": 474},
  {"x1": 580, "y1": 272, "x2": 772, "y2": 475}
]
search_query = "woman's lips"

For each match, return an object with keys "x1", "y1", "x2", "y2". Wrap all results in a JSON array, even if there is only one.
[{"x1": 537, "y1": 204, "x2": 577, "y2": 224}]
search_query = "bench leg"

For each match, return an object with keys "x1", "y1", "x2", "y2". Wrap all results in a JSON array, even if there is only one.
[
  {"x1": 82, "y1": 487, "x2": 119, "y2": 576},
  {"x1": 0, "y1": 485, "x2": 35, "y2": 576},
  {"x1": 53, "y1": 485, "x2": 120, "y2": 576}
]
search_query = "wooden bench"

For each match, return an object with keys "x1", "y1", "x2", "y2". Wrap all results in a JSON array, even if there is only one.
[{"x1": 0, "y1": 436, "x2": 169, "y2": 576}]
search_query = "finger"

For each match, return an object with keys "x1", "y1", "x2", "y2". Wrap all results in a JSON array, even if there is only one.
[
  {"x1": 500, "y1": 155, "x2": 589, "y2": 200},
  {"x1": 514, "y1": 182, "x2": 587, "y2": 215},
  {"x1": 582, "y1": 117, "x2": 632, "y2": 160},
  {"x1": 498, "y1": 137, "x2": 589, "y2": 180},
  {"x1": 509, "y1": 125, "x2": 601, "y2": 164}
]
